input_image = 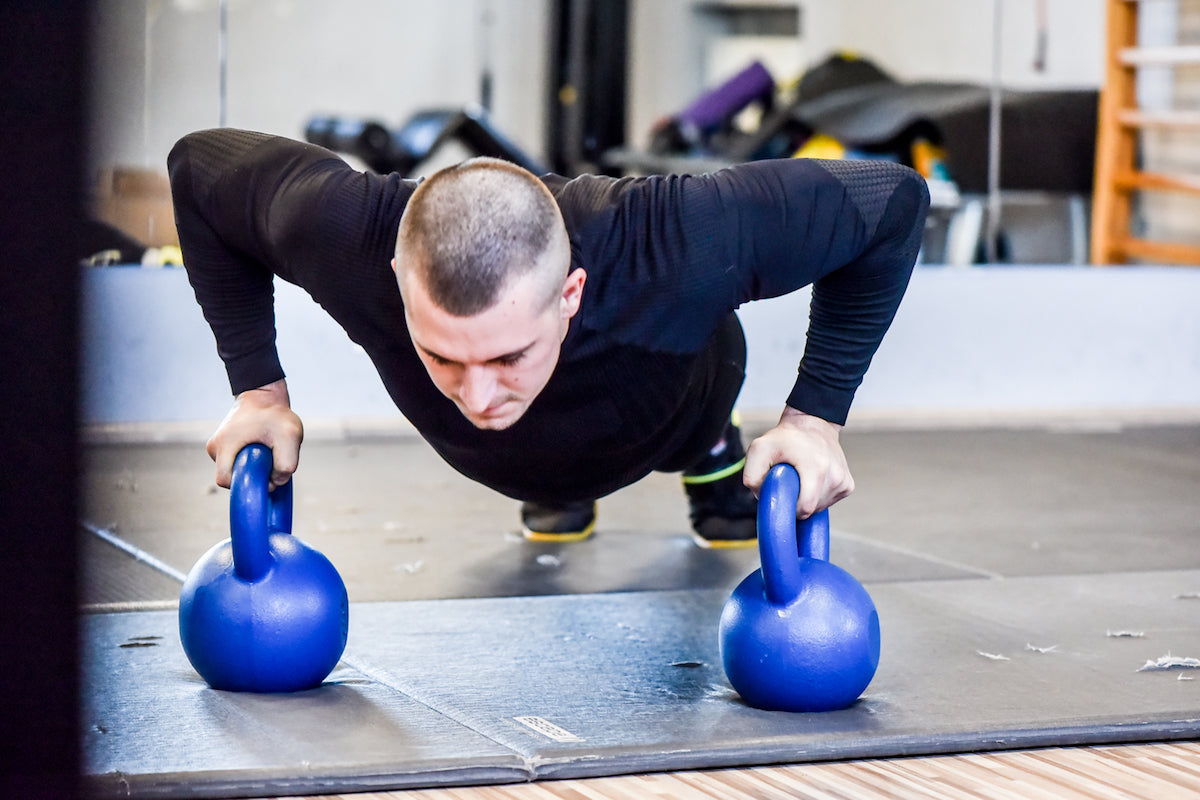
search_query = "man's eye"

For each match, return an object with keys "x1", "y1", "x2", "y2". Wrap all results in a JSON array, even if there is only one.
[{"x1": 496, "y1": 353, "x2": 525, "y2": 367}]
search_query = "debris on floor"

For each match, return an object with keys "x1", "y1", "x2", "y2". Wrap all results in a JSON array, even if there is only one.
[{"x1": 1137, "y1": 655, "x2": 1200, "y2": 672}]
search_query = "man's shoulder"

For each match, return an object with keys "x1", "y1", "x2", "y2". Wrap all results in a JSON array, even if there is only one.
[
  {"x1": 542, "y1": 171, "x2": 632, "y2": 201},
  {"x1": 543, "y1": 171, "x2": 671, "y2": 231}
]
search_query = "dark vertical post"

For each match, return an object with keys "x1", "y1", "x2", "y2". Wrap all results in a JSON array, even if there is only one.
[
  {"x1": 0, "y1": 2, "x2": 84, "y2": 798},
  {"x1": 547, "y1": 0, "x2": 629, "y2": 176}
]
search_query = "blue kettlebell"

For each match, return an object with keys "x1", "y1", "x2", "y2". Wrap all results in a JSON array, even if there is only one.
[
  {"x1": 719, "y1": 464, "x2": 880, "y2": 711},
  {"x1": 179, "y1": 444, "x2": 348, "y2": 692}
]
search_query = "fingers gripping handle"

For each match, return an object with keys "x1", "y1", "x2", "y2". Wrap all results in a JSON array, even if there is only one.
[
  {"x1": 758, "y1": 464, "x2": 830, "y2": 606},
  {"x1": 230, "y1": 444, "x2": 293, "y2": 582}
]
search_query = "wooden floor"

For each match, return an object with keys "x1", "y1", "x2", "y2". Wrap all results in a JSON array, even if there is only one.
[{"x1": 273, "y1": 742, "x2": 1200, "y2": 800}]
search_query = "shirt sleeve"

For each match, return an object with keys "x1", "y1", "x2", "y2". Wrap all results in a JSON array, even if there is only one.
[
  {"x1": 706, "y1": 158, "x2": 930, "y2": 424},
  {"x1": 168, "y1": 129, "x2": 413, "y2": 395}
]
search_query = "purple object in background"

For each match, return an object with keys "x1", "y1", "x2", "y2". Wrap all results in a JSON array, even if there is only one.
[{"x1": 676, "y1": 61, "x2": 775, "y2": 133}]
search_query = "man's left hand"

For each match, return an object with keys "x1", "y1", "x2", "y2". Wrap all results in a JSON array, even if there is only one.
[{"x1": 743, "y1": 406, "x2": 855, "y2": 518}]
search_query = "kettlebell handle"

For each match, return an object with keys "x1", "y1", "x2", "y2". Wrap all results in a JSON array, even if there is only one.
[
  {"x1": 759, "y1": 463, "x2": 830, "y2": 606},
  {"x1": 230, "y1": 443, "x2": 293, "y2": 582}
]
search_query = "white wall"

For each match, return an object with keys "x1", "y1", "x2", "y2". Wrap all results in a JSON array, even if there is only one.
[
  {"x1": 811, "y1": 0, "x2": 1104, "y2": 89},
  {"x1": 80, "y1": 266, "x2": 1200, "y2": 429}
]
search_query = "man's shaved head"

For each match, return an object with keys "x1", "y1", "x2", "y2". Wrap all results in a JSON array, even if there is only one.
[{"x1": 395, "y1": 157, "x2": 569, "y2": 316}]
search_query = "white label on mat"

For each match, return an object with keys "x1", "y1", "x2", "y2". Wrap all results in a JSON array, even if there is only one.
[{"x1": 514, "y1": 715, "x2": 584, "y2": 743}]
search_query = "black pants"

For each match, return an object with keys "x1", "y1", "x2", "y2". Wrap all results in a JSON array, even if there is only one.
[{"x1": 656, "y1": 313, "x2": 747, "y2": 474}]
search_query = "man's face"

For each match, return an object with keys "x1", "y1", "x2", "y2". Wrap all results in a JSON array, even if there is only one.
[{"x1": 399, "y1": 260, "x2": 585, "y2": 431}]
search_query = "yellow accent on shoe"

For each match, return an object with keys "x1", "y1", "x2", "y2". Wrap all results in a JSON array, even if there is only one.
[
  {"x1": 522, "y1": 517, "x2": 597, "y2": 543},
  {"x1": 681, "y1": 456, "x2": 746, "y2": 486},
  {"x1": 690, "y1": 531, "x2": 758, "y2": 550}
]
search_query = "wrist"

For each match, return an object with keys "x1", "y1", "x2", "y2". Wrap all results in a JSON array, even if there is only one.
[
  {"x1": 780, "y1": 405, "x2": 842, "y2": 433},
  {"x1": 239, "y1": 378, "x2": 291, "y2": 408}
]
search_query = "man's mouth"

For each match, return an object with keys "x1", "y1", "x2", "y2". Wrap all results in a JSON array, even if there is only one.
[
  {"x1": 480, "y1": 400, "x2": 512, "y2": 417},
  {"x1": 462, "y1": 397, "x2": 519, "y2": 424}
]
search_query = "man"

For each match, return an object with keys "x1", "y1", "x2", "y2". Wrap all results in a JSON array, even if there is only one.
[{"x1": 168, "y1": 128, "x2": 928, "y2": 547}]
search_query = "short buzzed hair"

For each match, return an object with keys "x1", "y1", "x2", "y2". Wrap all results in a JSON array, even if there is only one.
[{"x1": 396, "y1": 157, "x2": 568, "y2": 316}]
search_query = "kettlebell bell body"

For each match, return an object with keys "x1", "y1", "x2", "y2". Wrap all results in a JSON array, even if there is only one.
[
  {"x1": 179, "y1": 444, "x2": 348, "y2": 692},
  {"x1": 719, "y1": 464, "x2": 880, "y2": 712}
]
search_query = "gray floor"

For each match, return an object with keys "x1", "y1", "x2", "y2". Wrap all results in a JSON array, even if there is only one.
[{"x1": 81, "y1": 423, "x2": 1200, "y2": 605}]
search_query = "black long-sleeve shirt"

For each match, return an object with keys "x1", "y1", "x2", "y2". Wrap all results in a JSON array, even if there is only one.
[{"x1": 168, "y1": 129, "x2": 928, "y2": 503}]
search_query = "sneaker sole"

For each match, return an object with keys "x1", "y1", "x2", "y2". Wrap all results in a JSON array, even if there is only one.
[
  {"x1": 522, "y1": 518, "x2": 597, "y2": 543},
  {"x1": 690, "y1": 531, "x2": 758, "y2": 550}
]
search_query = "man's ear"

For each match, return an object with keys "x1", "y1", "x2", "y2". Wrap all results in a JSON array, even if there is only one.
[
  {"x1": 391, "y1": 257, "x2": 408, "y2": 302},
  {"x1": 560, "y1": 268, "x2": 586, "y2": 319}
]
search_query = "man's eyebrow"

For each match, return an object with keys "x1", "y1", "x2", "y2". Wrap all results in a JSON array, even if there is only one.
[
  {"x1": 412, "y1": 340, "x2": 456, "y2": 365},
  {"x1": 414, "y1": 340, "x2": 533, "y2": 365},
  {"x1": 488, "y1": 345, "x2": 533, "y2": 364}
]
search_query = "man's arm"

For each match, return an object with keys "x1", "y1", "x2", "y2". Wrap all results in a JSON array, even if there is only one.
[
  {"x1": 169, "y1": 129, "x2": 296, "y2": 396},
  {"x1": 169, "y1": 128, "x2": 398, "y2": 486},
  {"x1": 707, "y1": 158, "x2": 929, "y2": 514},
  {"x1": 169, "y1": 128, "x2": 415, "y2": 385},
  {"x1": 171, "y1": 129, "x2": 416, "y2": 486},
  {"x1": 168, "y1": 130, "x2": 298, "y2": 484},
  {"x1": 713, "y1": 158, "x2": 929, "y2": 421}
]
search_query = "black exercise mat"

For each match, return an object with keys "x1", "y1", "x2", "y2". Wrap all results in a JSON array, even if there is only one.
[
  {"x1": 83, "y1": 570, "x2": 1200, "y2": 798},
  {"x1": 82, "y1": 611, "x2": 525, "y2": 798}
]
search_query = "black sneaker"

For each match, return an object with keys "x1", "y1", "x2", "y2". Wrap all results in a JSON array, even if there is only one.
[
  {"x1": 682, "y1": 414, "x2": 758, "y2": 549},
  {"x1": 520, "y1": 500, "x2": 597, "y2": 542}
]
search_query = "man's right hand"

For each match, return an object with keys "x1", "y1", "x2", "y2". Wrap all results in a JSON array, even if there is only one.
[{"x1": 206, "y1": 378, "x2": 304, "y2": 490}]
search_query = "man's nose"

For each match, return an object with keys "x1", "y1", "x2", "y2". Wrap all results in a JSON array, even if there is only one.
[{"x1": 459, "y1": 365, "x2": 497, "y2": 413}]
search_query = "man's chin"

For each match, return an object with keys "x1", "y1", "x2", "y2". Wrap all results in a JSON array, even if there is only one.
[
  {"x1": 470, "y1": 417, "x2": 518, "y2": 431},
  {"x1": 464, "y1": 405, "x2": 525, "y2": 431}
]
